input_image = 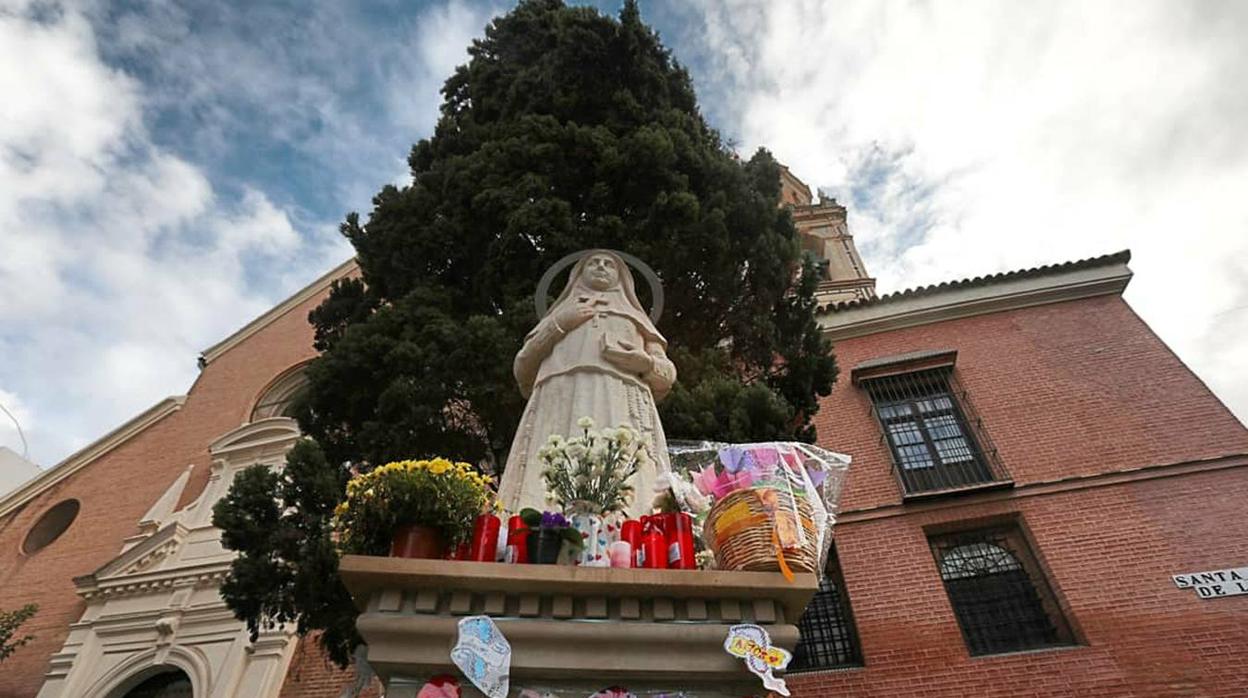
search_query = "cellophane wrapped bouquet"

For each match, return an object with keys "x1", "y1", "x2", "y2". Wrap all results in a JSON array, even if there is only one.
[{"x1": 660, "y1": 442, "x2": 850, "y2": 578}]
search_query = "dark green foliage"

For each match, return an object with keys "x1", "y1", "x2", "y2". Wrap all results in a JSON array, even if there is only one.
[
  {"x1": 213, "y1": 441, "x2": 360, "y2": 666},
  {"x1": 216, "y1": 0, "x2": 836, "y2": 666},
  {"x1": 0, "y1": 603, "x2": 37, "y2": 662}
]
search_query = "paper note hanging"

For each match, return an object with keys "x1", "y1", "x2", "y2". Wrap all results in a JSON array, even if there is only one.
[
  {"x1": 451, "y1": 616, "x2": 511, "y2": 698},
  {"x1": 723, "y1": 623, "x2": 792, "y2": 696}
]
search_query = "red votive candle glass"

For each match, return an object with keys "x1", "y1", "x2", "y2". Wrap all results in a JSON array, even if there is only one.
[
  {"x1": 641, "y1": 518, "x2": 668, "y2": 570},
  {"x1": 470, "y1": 513, "x2": 501, "y2": 562},
  {"x1": 667, "y1": 512, "x2": 696, "y2": 569},
  {"x1": 445, "y1": 541, "x2": 471, "y2": 560},
  {"x1": 658, "y1": 513, "x2": 677, "y2": 538},
  {"x1": 621, "y1": 519, "x2": 642, "y2": 568},
  {"x1": 505, "y1": 515, "x2": 529, "y2": 564}
]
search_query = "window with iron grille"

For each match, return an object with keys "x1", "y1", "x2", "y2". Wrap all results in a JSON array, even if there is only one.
[
  {"x1": 862, "y1": 368, "x2": 1003, "y2": 495},
  {"x1": 790, "y1": 545, "x2": 863, "y2": 671},
  {"x1": 930, "y1": 526, "x2": 1075, "y2": 656}
]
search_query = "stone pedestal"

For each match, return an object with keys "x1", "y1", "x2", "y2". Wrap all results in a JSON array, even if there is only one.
[{"x1": 338, "y1": 555, "x2": 817, "y2": 694}]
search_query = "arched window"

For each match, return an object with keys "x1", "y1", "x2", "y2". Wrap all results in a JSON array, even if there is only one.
[
  {"x1": 118, "y1": 669, "x2": 192, "y2": 698},
  {"x1": 250, "y1": 365, "x2": 309, "y2": 421},
  {"x1": 931, "y1": 527, "x2": 1074, "y2": 655},
  {"x1": 938, "y1": 541, "x2": 1021, "y2": 579}
]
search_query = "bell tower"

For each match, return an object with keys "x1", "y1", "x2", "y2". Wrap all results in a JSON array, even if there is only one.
[{"x1": 779, "y1": 165, "x2": 877, "y2": 307}]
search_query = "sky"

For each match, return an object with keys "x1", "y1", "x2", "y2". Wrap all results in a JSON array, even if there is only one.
[{"x1": 2, "y1": 0, "x2": 1245, "y2": 467}]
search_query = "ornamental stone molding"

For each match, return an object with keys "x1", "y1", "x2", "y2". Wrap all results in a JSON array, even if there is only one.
[
  {"x1": 340, "y1": 555, "x2": 819, "y2": 696},
  {"x1": 36, "y1": 418, "x2": 303, "y2": 698}
]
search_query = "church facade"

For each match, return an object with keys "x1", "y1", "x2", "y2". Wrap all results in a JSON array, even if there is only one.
[
  {"x1": 1, "y1": 171, "x2": 1246, "y2": 697},
  {"x1": 0, "y1": 259, "x2": 357, "y2": 698}
]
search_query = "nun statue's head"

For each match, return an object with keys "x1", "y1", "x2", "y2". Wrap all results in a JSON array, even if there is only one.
[{"x1": 580, "y1": 252, "x2": 621, "y2": 291}]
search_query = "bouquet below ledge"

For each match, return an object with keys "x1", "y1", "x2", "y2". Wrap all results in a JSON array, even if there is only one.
[
  {"x1": 539, "y1": 417, "x2": 653, "y2": 516},
  {"x1": 333, "y1": 458, "x2": 492, "y2": 557}
]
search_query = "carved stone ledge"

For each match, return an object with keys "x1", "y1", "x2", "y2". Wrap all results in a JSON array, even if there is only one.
[{"x1": 339, "y1": 555, "x2": 817, "y2": 689}]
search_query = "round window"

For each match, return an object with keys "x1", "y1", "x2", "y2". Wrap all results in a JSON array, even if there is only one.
[{"x1": 23, "y1": 499, "x2": 80, "y2": 554}]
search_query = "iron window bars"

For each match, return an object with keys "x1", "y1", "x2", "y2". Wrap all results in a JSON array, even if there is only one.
[
  {"x1": 930, "y1": 526, "x2": 1074, "y2": 656},
  {"x1": 863, "y1": 367, "x2": 1009, "y2": 497},
  {"x1": 790, "y1": 545, "x2": 863, "y2": 672}
]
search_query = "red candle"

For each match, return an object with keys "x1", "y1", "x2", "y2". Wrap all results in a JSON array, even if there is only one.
[
  {"x1": 621, "y1": 520, "x2": 642, "y2": 567},
  {"x1": 641, "y1": 519, "x2": 668, "y2": 569},
  {"x1": 505, "y1": 515, "x2": 529, "y2": 564},
  {"x1": 445, "y1": 541, "x2": 471, "y2": 560},
  {"x1": 667, "y1": 512, "x2": 696, "y2": 569},
  {"x1": 658, "y1": 512, "x2": 677, "y2": 538},
  {"x1": 470, "y1": 514, "x2": 501, "y2": 562}
]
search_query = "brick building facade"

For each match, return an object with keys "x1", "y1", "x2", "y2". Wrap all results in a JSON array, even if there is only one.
[
  {"x1": 1, "y1": 169, "x2": 1245, "y2": 697},
  {"x1": 783, "y1": 251, "x2": 1248, "y2": 696}
]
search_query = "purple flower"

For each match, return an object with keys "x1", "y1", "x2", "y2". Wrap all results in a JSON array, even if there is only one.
[
  {"x1": 806, "y1": 468, "x2": 829, "y2": 489},
  {"x1": 718, "y1": 447, "x2": 746, "y2": 473},
  {"x1": 541, "y1": 511, "x2": 568, "y2": 528}
]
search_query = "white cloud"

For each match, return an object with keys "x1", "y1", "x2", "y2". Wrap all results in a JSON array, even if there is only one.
[
  {"x1": 0, "y1": 1, "x2": 349, "y2": 465},
  {"x1": 389, "y1": 0, "x2": 500, "y2": 134},
  {"x1": 0, "y1": 388, "x2": 35, "y2": 462},
  {"x1": 0, "y1": 0, "x2": 503, "y2": 467},
  {"x1": 684, "y1": 0, "x2": 1248, "y2": 423},
  {"x1": 375, "y1": 0, "x2": 503, "y2": 191},
  {"x1": 5, "y1": 0, "x2": 1241, "y2": 469}
]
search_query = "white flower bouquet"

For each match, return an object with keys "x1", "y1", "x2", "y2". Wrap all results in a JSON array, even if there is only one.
[{"x1": 539, "y1": 416, "x2": 653, "y2": 515}]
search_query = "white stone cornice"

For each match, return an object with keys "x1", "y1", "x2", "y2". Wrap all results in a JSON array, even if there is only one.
[
  {"x1": 76, "y1": 560, "x2": 231, "y2": 602},
  {"x1": 135, "y1": 464, "x2": 194, "y2": 537},
  {"x1": 79, "y1": 523, "x2": 187, "y2": 587},
  {"x1": 208, "y1": 417, "x2": 301, "y2": 458},
  {"x1": 0, "y1": 396, "x2": 186, "y2": 520},
  {"x1": 820, "y1": 255, "x2": 1132, "y2": 341},
  {"x1": 199, "y1": 257, "x2": 357, "y2": 366}
]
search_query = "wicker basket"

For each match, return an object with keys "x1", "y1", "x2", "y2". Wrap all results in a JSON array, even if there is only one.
[{"x1": 703, "y1": 486, "x2": 819, "y2": 574}]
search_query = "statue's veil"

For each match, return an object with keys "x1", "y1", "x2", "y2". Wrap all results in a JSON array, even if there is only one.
[{"x1": 546, "y1": 249, "x2": 664, "y2": 344}]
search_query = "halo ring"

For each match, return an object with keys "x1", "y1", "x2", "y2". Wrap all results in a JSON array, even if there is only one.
[{"x1": 534, "y1": 249, "x2": 664, "y2": 324}]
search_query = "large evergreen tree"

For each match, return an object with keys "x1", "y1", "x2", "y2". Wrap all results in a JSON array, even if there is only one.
[{"x1": 214, "y1": 0, "x2": 835, "y2": 666}]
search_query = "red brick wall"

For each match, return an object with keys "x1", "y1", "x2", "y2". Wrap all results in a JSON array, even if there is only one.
[
  {"x1": 816, "y1": 295, "x2": 1248, "y2": 512},
  {"x1": 790, "y1": 295, "x2": 1248, "y2": 697},
  {"x1": 277, "y1": 636, "x2": 382, "y2": 698},
  {"x1": 0, "y1": 282, "x2": 335, "y2": 698},
  {"x1": 788, "y1": 466, "x2": 1248, "y2": 697}
]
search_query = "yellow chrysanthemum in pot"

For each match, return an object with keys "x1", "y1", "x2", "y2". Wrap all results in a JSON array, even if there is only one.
[{"x1": 333, "y1": 458, "x2": 492, "y2": 558}]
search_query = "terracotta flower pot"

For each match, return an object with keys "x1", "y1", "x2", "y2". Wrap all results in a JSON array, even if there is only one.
[{"x1": 390, "y1": 524, "x2": 445, "y2": 559}]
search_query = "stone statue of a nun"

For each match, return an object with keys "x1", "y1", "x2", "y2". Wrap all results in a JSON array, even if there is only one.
[{"x1": 499, "y1": 250, "x2": 676, "y2": 517}]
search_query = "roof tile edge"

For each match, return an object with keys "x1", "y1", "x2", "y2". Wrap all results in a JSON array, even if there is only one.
[{"x1": 820, "y1": 250, "x2": 1132, "y2": 341}]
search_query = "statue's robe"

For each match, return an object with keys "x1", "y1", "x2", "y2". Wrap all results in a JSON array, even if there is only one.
[{"x1": 499, "y1": 295, "x2": 675, "y2": 518}]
